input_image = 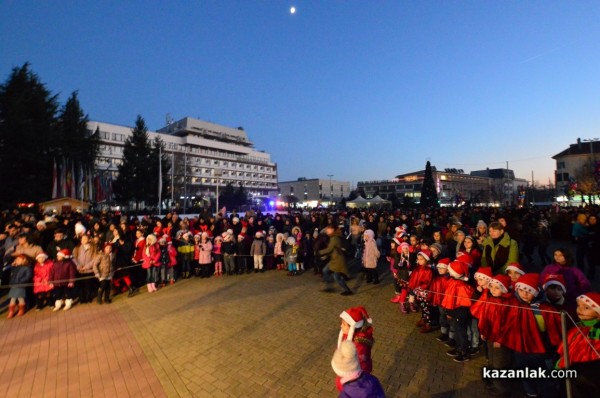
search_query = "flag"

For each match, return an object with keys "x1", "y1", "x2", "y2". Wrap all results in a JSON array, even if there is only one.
[
  {"x1": 61, "y1": 157, "x2": 67, "y2": 198},
  {"x1": 51, "y1": 159, "x2": 58, "y2": 199},
  {"x1": 78, "y1": 163, "x2": 85, "y2": 200},
  {"x1": 69, "y1": 160, "x2": 76, "y2": 198}
]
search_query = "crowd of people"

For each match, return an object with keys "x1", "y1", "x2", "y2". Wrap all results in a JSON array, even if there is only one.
[{"x1": 1, "y1": 204, "x2": 600, "y2": 397}]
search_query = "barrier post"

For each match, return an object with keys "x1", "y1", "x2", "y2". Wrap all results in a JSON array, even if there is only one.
[{"x1": 561, "y1": 310, "x2": 572, "y2": 398}]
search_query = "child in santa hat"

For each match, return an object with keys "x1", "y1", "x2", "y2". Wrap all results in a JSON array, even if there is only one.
[
  {"x1": 468, "y1": 267, "x2": 493, "y2": 356},
  {"x1": 336, "y1": 306, "x2": 375, "y2": 392},
  {"x1": 542, "y1": 273, "x2": 576, "y2": 320},
  {"x1": 387, "y1": 238, "x2": 402, "y2": 303},
  {"x1": 431, "y1": 258, "x2": 453, "y2": 343},
  {"x1": 442, "y1": 261, "x2": 473, "y2": 362},
  {"x1": 442, "y1": 259, "x2": 475, "y2": 362},
  {"x1": 500, "y1": 273, "x2": 562, "y2": 398},
  {"x1": 33, "y1": 252, "x2": 54, "y2": 310},
  {"x1": 505, "y1": 262, "x2": 525, "y2": 291},
  {"x1": 331, "y1": 341, "x2": 385, "y2": 398},
  {"x1": 49, "y1": 249, "x2": 77, "y2": 311},
  {"x1": 556, "y1": 292, "x2": 600, "y2": 397},
  {"x1": 409, "y1": 250, "x2": 435, "y2": 331},
  {"x1": 394, "y1": 242, "x2": 412, "y2": 312},
  {"x1": 477, "y1": 274, "x2": 517, "y2": 397}
]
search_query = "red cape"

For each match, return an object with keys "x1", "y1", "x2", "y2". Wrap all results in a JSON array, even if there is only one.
[
  {"x1": 557, "y1": 320, "x2": 600, "y2": 368},
  {"x1": 408, "y1": 265, "x2": 432, "y2": 291},
  {"x1": 441, "y1": 279, "x2": 474, "y2": 310},
  {"x1": 429, "y1": 274, "x2": 451, "y2": 307}
]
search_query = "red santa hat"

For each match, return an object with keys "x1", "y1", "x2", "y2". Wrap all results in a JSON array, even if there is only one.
[
  {"x1": 455, "y1": 253, "x2": 473, "y2": 268},
  {"x1": 392, "y1": 238, "x2": 401, "y2": 246},
  {"x1": 448, "y1": 260, "x2": 469, "y2": 281},
  {"x1": 436, "y1": 258, "x2": 451, "y2": 269},
  {"x1": 505, "y1": 263, "x2": 525, "y2": 276},
  {"x1": 338, "y1": 306, "x2": 372, "y2": 348},
  {"x1": 515, "y1": 273, "x2": 540, "y2": 297},
  {"x1": 489, "y1": 274, "x2": 511, "y2": 294},
  {"x1": 56, "y1": 248, "x2": 72, "y2": 259},
  {"x1": 576, "y1": 293, "x2": 600, "y2": 316},
  {"x1": 36, "y1": 252, "x2": 48, "y2": 262},
  {"x1": 542, "y1": 274, "x2": 567, "y2": 293},
  {"x1": 417, "y1": 249, "x2": 432, "y2": 262},
  {"x1": 474, "y1": 267, "x2": 493, "y2": 282}
]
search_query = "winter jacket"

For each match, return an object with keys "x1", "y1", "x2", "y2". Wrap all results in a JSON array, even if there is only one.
[
  {"x1": 142, "y1": 243, "x2": 161, "y2": 269},
  {"x1": 250, "y1": 238, "x2": 266, "y2": 256},
  {"x1": 33, "y1": 259, "x2": 54, "y2": 294},
  {"x1": 198, "y1": 241, "x2": 213, "y2": 265},
  {"x1": 480, "y1": 232, "x2": 519, "y2": 274},
  {"x1": 8, "y1": 265, "x2": 32, "y2": 299},
  {"x1": 319, "y1": 231, "x2": 349, "y2": 275},
  {"x1": 50, "y1": 259, "x2": 77, "y2": 287},
  {"x1": 93, "y1": 253, "x2": 114, "y2": 281},
  {"x1": 362, "y1": 238, "x2": 380, "y2": 269},
  {"x1": 73, "y1": 244, "x2": 98, "y2": 274},
  {"x1": 339, "y1": 372, "x2": 386, "y2": 398}
]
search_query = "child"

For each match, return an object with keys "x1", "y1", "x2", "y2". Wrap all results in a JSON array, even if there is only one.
[
  {"x1": 442, "y1": 260, "x2": 474, "y2": 362},
  {"x1": 158, "y1": 237, "x2": 170, "y2": 286},
  {"x1": 431, "y1": 258, "x2": 453, "y2": 342},
  {"x1": 49, "y1": 248, "x2": 77, "y2": 311},
  {"x1": 177, "y1": 232, "x2": 194, "y2": 279},
  {"x1": 193, "y1": 234, "x2": 201, "y2": 276},
  {"x1": 408, "y1": 250, "x2": 433, "y2": 324},
  {"x1": 468, "y1": 267, "x2": 493, "y2": 355},
  {"x1": 500, "y1": 273, "x2": 562, "y2": 398},
  {"x1": 264, "y1": 234, "x2": 275, "y2": 271},
  {"x1": 198, "y1": 232, "x2": 213, "y2": 278},
  {"x1": 331, "y1": 341, "x2": 385, "y2": 398},
  {"x1": 477, "y1": 274, "x2": 516, "y2": 397},
  {"x1": 285, "y1": 236, "x2": 298, "y2": 276},
  {"x1": 250, "y1": 231, "x2": 266, "y2": 273},
  {"x1": 542, "y1": 273, "x2": 576, "y2": 320},
  {"x1": 336, "y1": 306, "x2": 375, "y2": 392},
  {"x1": 94, "y1": 243, "x2": 114, "y2": 304},
  {"x1": 362, "y1": 230, "x2": 380, "y2": 284},
  {"x1": 505, "y1": 262, "x2": 525, "y2": 290},
  {"x1": 6, "y1": 254, "x2": 32, "y2": 318},
  {"x1": 236, "y1": 233, "x2": 250, "y2": 274},
  {"x1": 142, "y1": 234, "x2": 160, "y2": 292},
  {"x1": 387, "y1": 238, "x2": 402, "y2": 303},
  {"x1": 212, "y1": 236, "x2": 223, "y2": 276},
  {"x1": 274, "y1": 233, "x2": 285, "y2": 270},
  {"x1": 395, "y1": 242, "x2": 412, "y2": 313},
  {"x1": 167, "y1": 240, "x2": 177, "y2": 284},
  {"x1": 556, "y1": 293, "x2": 600, "y2": 396},
  {"x1": 291, "y1": 226, "x2": 304, "y2": 271},
  {"x1": 33, "y1": 252, "x2": 53, "y2": 311},
  {"x1": 221, "y1": 231, "x2": 236, "y2": 276}
]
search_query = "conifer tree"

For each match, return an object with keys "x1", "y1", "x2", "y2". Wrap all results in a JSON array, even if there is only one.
[{"x1": 420, "y1": 161, "x2": 439, "y2": 208}]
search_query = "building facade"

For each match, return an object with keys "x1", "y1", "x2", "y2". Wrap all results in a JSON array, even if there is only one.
[
  {"x1": 89, "y1": 117, "x2": 278, "y2": 207},
  {"x1": 277, "y1": 178, "x2": 351, "y2": 208},
  {"x1": 358, "y1": 167, "x2": 526, "y2": 206},
  {"x1": 552, "y1": 138, "x2": 600, "y2": 196}
]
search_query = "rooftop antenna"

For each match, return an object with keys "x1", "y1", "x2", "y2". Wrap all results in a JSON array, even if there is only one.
[{"x1": 166, "y1": 113, "x2": 174, "y2": 125}]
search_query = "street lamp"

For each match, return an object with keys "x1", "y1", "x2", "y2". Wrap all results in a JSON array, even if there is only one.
[
  {"x1": 327, "y1": 174, "x2": 334, "y2": 208},
  {"x1": 214, "y1": 168, "x2": 222, "y2": 217}
]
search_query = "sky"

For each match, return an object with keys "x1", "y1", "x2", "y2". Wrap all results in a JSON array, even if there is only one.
[{"x1": 2, "y1": 1, "x2": 600, "y2": 188}]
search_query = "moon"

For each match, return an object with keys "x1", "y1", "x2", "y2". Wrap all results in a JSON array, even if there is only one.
[{"x1": 290, "y1": 6, "x2": 296, "y2": 14}]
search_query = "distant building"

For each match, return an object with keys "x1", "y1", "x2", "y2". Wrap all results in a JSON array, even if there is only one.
[
  {"x1": 552, "y1": 138, "x2": 600, "y2": 194},
  {"x1": 88, "y1": 117, "x2": 278, "y2": 208},
  {"x1": 358, "y1": 166, "x2": 526, "y2": 206},
  {"x1": 277, "y1": 178, "x2": 351, "y2": 208}
]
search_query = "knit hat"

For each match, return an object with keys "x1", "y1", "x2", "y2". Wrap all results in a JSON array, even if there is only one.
[
  {"x1": 286, "y1": 236, "x2": 295, "y2": 245},
  {"x1": 255, "y1": 231, "x2": 263, "y2": 238},
  {"x1": 331, "y1": 341, "x2": 361, "y2": 377},
  {"x1": 436, "y1": 258, "x2": 450, "y2": 269},
  {"x1": 430, "y1": 243, "x2": 443, "y2": 255},
  {"x1": 576, "y1": 293, "x2": 600, "y2": 316},
  {"x1": 339, "y1": 306, "x2": 372, "y2": 348},
  {"x1": 146, "y1": 234, "x2": 157, "y2": 245},
  {"x1": 364, "y1": 229, "x2": 375, "y2": 239},
  {"x1": 515, "y1": 273, "x2": 540, "y2": 297},
  {"x1": 56, "y1": 248, "x2": 72, "y2": 259},
  {"x1": 474, "y1": 267, "x2": 493, "y2": 282},
  {"x1": 477, "y1": 220, "x2": 487, "y2": 228},
  {"x1": 36, "y1": 252, "x2": 48, "y2": 262},
  {"x1": 74, "y1": 222, "x2": 86, "y2": 236},
  {"x1": 448, "y1": 260, "x2": 469, "y2": 281},
  {"x1": 399, "y1": 242, "x2": 409, "y2": 251},
  {"x1": 505, "y1": 263, "x2": 525, "y2": 276},
  {"x1": 489, "y1": 274, "x2": 511, "y2": 294},
  {"x1": 417, "y1": 249, "x2": 432, "y2": 262},
  {"x1": 214, "y1": 235, "x2": 223, "y2": 242},
  {"x1": 542, "y1": 274, "x2": 567, "y2": 293}
]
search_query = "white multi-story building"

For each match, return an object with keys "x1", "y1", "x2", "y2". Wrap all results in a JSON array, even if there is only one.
[
  {"x1": 278, "y1": 178, "x2": 351, "y2": 208},
  {"x1": 88, "y1": 117, "x2": 278, "y2": 206}
]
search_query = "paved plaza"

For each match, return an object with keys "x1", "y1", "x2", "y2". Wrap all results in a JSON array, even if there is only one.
[{"x1": 2, "y1": 251, "x2": 592, "y2": 398}]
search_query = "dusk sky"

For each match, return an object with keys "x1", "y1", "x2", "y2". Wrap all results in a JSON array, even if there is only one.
[{"x1": 2, "y1": 1, "x2": 600, "y2": 188}]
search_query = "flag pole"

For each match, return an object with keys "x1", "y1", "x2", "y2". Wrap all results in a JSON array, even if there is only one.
[{"x1": 158, "y1": 145, "x2": 162, "y2": 216}]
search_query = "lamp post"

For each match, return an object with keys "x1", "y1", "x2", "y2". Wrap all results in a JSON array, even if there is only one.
[
  {"x1": 214, "y1": 168, "x2": 222, "y2": 216},
  {"x1": 327, "y1": 174, "x2": 334, "y2": 208},
  {"x1": 583, "y1": 138, "x2": 599, "y2": 205}
]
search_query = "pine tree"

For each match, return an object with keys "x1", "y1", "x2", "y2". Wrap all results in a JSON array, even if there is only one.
[
  {"x1": 114, "y1": 115, "x2": 152, "y2": 210},
  {"x1": 57, "y1": 91, "x2": 99, "y2": 168},
  {"x1": 0, "y1": 63, "x2": 59, "y2": 205},
  {"x1": 420, "y1": 161, "x2": 439, "y2": 208}
]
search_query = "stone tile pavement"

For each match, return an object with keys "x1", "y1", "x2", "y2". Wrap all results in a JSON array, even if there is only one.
[{"x1": 4, "y1": 252, "x2": 588, "y2": 397}]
